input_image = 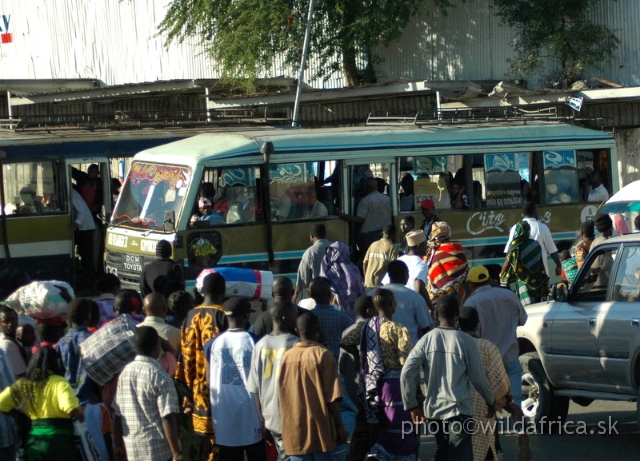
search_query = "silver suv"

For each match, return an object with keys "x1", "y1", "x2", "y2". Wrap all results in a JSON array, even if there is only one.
[{"x1": 517, "y1": 233, "x2": 640, "y2": 429}]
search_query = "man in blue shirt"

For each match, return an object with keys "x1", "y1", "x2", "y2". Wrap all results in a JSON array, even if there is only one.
[
  {"x1": 309, "y1": 277, "x2": 353, "y2": 362},
  {"x1": 56, "y1": 298, "x2": 97, "y2": 404}
]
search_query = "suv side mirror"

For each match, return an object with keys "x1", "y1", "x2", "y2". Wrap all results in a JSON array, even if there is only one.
[{"x1": 552, "y1": 282, "x2": 568, "y2": 302}]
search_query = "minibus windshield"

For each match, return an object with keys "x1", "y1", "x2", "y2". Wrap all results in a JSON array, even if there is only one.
[{"x1": 111, "y1": 161, "x2": 191, "y2": 230}]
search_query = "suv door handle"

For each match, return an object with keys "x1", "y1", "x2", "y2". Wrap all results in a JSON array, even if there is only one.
[
  {"x1": 632, "y1": 318, "x2": 640, "y2": 327},
  {"x1": 588, "y1": 317, "x2": 597, "y2": 327}
]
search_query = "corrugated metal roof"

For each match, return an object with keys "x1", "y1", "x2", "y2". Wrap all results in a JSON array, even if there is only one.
[{"x1": 0, "y1": 0, "x2": 637, "y2": 89}]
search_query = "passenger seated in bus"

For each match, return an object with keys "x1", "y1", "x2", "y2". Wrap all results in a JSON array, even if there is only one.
[
  {"x1": 449, "y1": 179, "x2": 469, "y2": 210},
  {"x1": 226, "y1": 185, "x2": 257, "y2": 223},
  {"x1": 239, "y1": 187, "x2": 256, "y2": 222},
  {"x1": 399, "y1": 173, "x2": 415, "y2": 212},
  {"x1": 587, "y1": 169, "x2": 609, "y2": 202},
  {"x1": 190, "y1": 198, "x2": 225, "y2": 227},
  {"x1": 18, "y1": 185, "x2": 44, "y2": 214},
  {"x1": 41, "y1": 192, "x2": 60, "y2": 211},
  {"x1": 273, "y1": 189, "x2": 293, "y2": 221},
  {"x1": 302, "y1": 187, "x2": 328, "y2": 218}
]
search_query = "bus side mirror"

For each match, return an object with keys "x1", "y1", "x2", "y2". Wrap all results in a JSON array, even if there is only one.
[
  {"x1": 163, "y1": 210, "x2": 175, "y2": 232},
  {"x1": 552, "y1": 282, "x2": 568, "y2": 302}
]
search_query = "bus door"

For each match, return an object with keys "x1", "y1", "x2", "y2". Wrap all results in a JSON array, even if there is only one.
[
  {"x1": 67, "y1": 158, "x2": 113, "y2": 288},
  {"x1": 344, "y1": 160, "x2": 393, "y2": 264},
  {"x1": 182, "y1": 165, "x2": 267, "y2": 288},
  {"x1": 0, "y1": 157, "x2": 73, "y2": 282},
  {"x1": 268, "y1": 160, "x2": 348, "y2": 279}
]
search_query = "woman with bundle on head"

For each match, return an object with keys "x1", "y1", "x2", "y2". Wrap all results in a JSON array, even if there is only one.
[
  {"x1": 425, "y1": 221, "x2": 469, "y2": 306},
  {"x1": 0, "y1": 346, "x2": 83, "y2": 461},
  {"x1": 500, "y1": 221, "x2": 550, "y2": 306},
  {"x1": 362, "y1": 288, "x2": 417, "y2": 461}
]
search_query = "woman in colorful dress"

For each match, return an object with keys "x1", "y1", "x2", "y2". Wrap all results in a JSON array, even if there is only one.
[
  {"x1": 362, "y1": 288, "x2": 417, "y2": 461},
  {"x1": 0, "y1": 346, "x2": 83, "y2": 461},
  {"x1": 425, "y1": 221, "x2": 469, "y2": 305},
  {"x1": 500, "y1": 221, "x2": 550, "y2": 306}
]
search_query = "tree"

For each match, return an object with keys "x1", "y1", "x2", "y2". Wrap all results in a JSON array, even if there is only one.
[
  {"x1": 492, "y1": 0, "x2": 619, "y2": 87},
  {"x1": 156, "y1": 0, "x2": 458, "y2": 88}
]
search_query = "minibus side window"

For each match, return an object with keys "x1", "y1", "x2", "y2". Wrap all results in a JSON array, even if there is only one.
[
  {"x1": 1, "y1": 161, "x2": 65, "y2": 216},
  {"x1": 576, "y1": 149, "x2": 612, "y2": 203},
  {"x1": 190, "y1": 166, "x2": 263, "y2": 226},
  {"x1": 398, "y1": 155, "x2": 465, "y2": 211},
  {"x1": 542, "y1": 150, "x2": 581, "y2": 205},
  {"x1": 270, "y1": 162, "x2": 338, "y2": 222},
  {"x1": 482, "y1": 152, "x2": 533, "y2": 208}
]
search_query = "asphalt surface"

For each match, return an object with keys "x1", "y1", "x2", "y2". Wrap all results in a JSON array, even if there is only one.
[{"x1": 416, "y1": 400, "x2": 639, "y2": 460}]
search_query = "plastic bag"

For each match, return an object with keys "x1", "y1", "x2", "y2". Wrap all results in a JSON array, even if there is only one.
[{"x1": 4, "y1": 280, "x2": 74, "y2": 319}]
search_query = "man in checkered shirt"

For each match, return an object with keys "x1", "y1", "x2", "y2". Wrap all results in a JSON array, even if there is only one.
[{"x1": 112, "y1": 326, "x2": 182, "y2": 461}]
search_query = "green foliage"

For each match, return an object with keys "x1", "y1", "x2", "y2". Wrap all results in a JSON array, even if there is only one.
[
  {"x1": 493, "y1": 0, "x2": 619, "y2": 86},
  {"x1": 155, "y1": 0, "x2": 459, "y2": 88}
]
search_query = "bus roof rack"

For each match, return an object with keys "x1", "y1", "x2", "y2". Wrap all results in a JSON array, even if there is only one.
[
  {"x1": 5, "y1": 108, "x2": 291, "y2": 133},
  {"x1": 366, "y1": 110, "x2": 419, "y2": 126},
  {"x1": 415, "y1": 107, "x2": 564, "y2": 125},
  {"x1": 365, "y1": 106, "x2": 586, "y2": 126}
]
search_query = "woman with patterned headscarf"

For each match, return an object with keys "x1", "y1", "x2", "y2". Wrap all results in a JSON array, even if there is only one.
[
  {"x1": 500, "y1": 221, "x2": 550, "y2": 306},
  {"x1": 425, "y1": 221, "x2": 469, "y2": 305}
]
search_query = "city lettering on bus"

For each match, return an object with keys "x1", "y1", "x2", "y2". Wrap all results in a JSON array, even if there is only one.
[{"x1": 104, "y1": 123, "x2": 617, "y2": 290}]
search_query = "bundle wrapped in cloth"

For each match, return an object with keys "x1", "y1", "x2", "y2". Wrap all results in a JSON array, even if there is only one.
[
  {"x1": 81, "y1": 314, "x2": 137, "y2": 386},
  {"x1": 196, "y1": 267, "x2": 273, "y2": 300},
  {"x1": 3, "y1": 280, "x2": 74, "y2": 319}
]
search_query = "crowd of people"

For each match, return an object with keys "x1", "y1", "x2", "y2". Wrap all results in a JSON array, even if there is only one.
[{"x1": 1, "y1": 181, "x2": 628, "y2": 461}]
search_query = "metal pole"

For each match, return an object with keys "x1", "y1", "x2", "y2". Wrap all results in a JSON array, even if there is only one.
[
  {"x1": 292, "y1": 0, "x2": 315, "y2": 127},
  {"x1": 6, "y1": 91, "x2": 12, "y2": 129}
]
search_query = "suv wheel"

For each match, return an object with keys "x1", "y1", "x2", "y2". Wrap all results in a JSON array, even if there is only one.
[{"x1": 520, "y1": 352, "x2": 570, "y2": 429}]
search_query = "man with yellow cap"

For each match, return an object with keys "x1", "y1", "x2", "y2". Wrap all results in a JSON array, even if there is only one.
[{"x1": 463, "y1": 265, "x2": 527, "y2": 408}]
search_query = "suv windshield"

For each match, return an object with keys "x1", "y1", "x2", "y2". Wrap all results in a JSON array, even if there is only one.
[{"x1": 111, "y1": 161, "x2": 191, "y2": 230}]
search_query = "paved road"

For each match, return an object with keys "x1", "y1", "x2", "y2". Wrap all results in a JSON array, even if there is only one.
[{"x1": 416, "y1": 400, "x2": 639, "y2": 460}]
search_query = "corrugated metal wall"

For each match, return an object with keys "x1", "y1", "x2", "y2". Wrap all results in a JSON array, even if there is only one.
[
  {"x1": 374, "y1": 0, "x2": 515, "y2": 81},
  {"x1": 0, "y1": 0, "x2": 638, "y2": 89},
  {"x1": 375, "y1": 0, "x2": 640, "y2": 85}
]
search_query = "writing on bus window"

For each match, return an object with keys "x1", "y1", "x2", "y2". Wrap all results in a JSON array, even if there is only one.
[{"x1": 129, "y1": 163, "x2": 189, "y2": 189}]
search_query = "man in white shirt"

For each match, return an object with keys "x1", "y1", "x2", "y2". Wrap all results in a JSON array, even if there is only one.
[
  {"x1": 381, "y1": 229, "x2": 432, "y2": 310},
  {"x1": 588, "y1": 169, "x2": 609, "y2": 203},
  {"x1": 504, "y1": 201, "x2": 561, "y2": 277},
  {"x1": 72, "y1": 188, "x2": 97, "y2": 289},
  {"x1": 205, "y1": 297, "x2": 266, "y2": 460},
  {"x1": 375, "y1": 260, "x2": 432, "y2": 345},
  {"x1": 137, "y1": 293, "x2": 181, "y2": 353}
]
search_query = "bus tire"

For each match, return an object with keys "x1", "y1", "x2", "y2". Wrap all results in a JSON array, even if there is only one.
[{"x1": 520, "y1": 352, "x2": 569, "y2": 432}]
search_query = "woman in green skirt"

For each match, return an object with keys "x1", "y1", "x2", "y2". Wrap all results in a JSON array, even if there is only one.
[{"x1": 0, "y1": 346, "x2": 83, "y2": 461}]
